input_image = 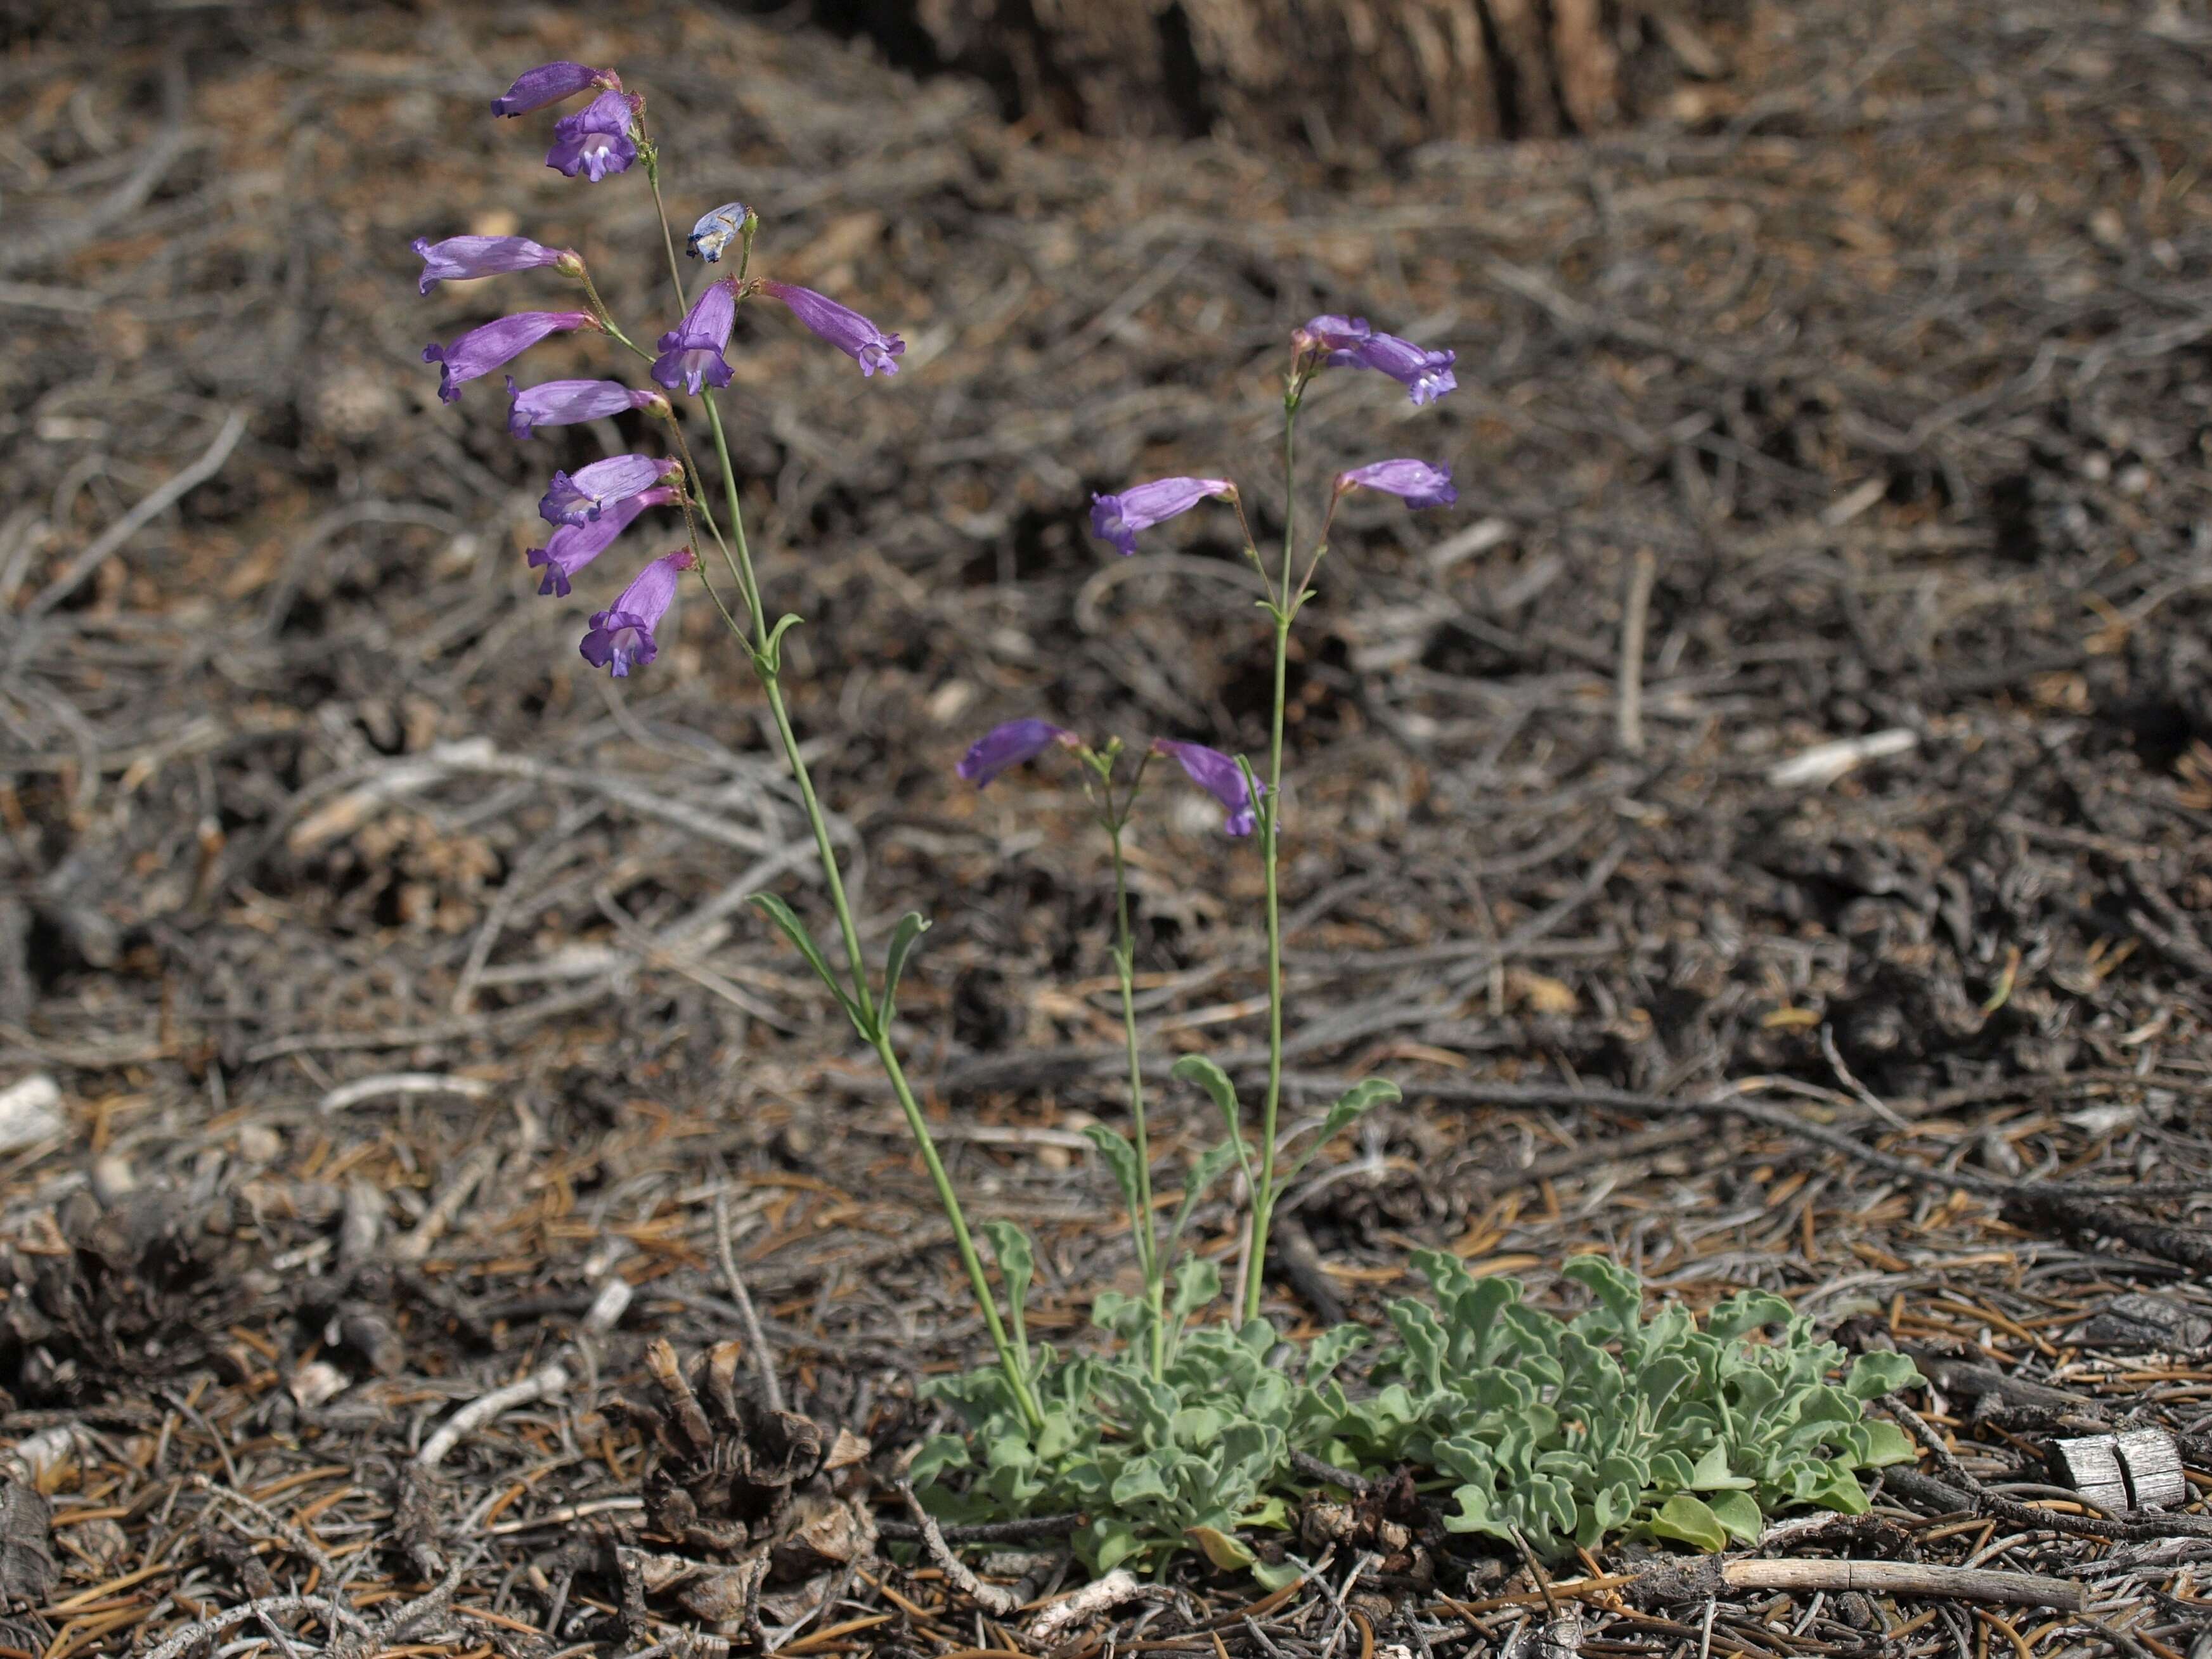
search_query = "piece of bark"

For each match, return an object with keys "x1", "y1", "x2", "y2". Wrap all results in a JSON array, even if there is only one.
[
  {"x1": 0, "y1": 1480, "x2": 54, "y2": 1605},
  {"x1": 2050, "y1": 1430, "x2": 2187, "y2": 1512}
]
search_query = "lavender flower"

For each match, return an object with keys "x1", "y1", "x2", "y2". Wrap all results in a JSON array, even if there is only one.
[
  {"x1": 546, "y1": 89, "x2": 640, "y2": 182},
  {"x1": 1151, "y1": 740, "x2": 1263, "y2": 837},
  {"x1": 686, "y1": 202, "x2": 749, "y2": 263},
  {"x1": 526, "y1": 487, "x2": 674, "y2": 597},
  {"x1": 1088, "y1": 476, "x2": 1235, "y2": 558},
  {"x1": 422, "y1": 310, "x2": 595, "y2": 403},
  {"x1": 757, "y1": 281, "x2": 904, "y2": 377},
  {"x1": 507, "y1": 377, "x2": 666, "y2": 439},
  {"x1": 1335, "y1": 458, "x2": 1458, "y2": 510},
  {"x1": 651, "y1": 280, "x2": 738, "y2": 396},
  {"x1": 413, "y1": 235, "x2": 574, "y2": 295},
  {"x1": 539, "y1": 455, "x2": 681, "y2": 527},
  {"x1": 1328, "y1": 329, "x2": 1457, "y2": 406},
  {"x1": 581, "y1": 548, "x2": 696, "y2": 677},
  {"x1": 491, "y1": 61, "x2": 619, "y2": 119},
  {"x1": 956, "y1": 720, "x2": 1077, "y2": 788}
]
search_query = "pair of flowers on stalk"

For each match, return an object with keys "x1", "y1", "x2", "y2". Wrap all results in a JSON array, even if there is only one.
[{"x1": 414, "y1": 60, "x2": 905, "y2": 673}]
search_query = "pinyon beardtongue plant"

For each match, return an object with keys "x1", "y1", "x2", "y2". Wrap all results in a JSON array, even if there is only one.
[
  {"x1": 651, "y1": 279, "x2": 738, "y2": 395},
  {"x1": 413, "y1": 235, "x2": 577, "y2": 294},
  {"x1": 489, "y1": 61, "x2": 619, "y2": 117},
  {"x1": 956, "y1": 720, "x2": 1077, "y2": 787},
  {"x1": 417, "y1": 53, "x2": 1048, "y2": 1436},
  {"x1": 1088, "y1": 476, "x2": 1238, "y2": 558},
  {"x1": 418, "y1": 58, "x2": 1925, "y2": 1595},
  {"x1": 580, "y1": 546, "x2": 694, "y2": 676},
  {"x1": 546, "y1": 88, "x2": 642, "y2": 181},
  {"x1": 422, "y1": 310, "x2": 597, "y2": 403},
  {"x1": 525, "y1": 486, "x2": 674, "y2": 597},
  {"x1": 538, "y1": 454, "x2": 680, "y2": 527},
  {"x1": 755, "y1": 280, "x2": 905, "y2": 377},
  {"x1": 506, "y1": 377, "x2": 668, "y2": 439}
]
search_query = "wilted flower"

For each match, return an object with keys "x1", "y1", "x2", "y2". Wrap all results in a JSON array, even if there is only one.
[
  {"x1": 507, "y1": 377, "x2": 666, "y2": 439},
  {"x1": 413, "y1": 235, "x2": 573, "y2": 295},
  {"x1": 422, "y1": 310, "x2": 596, "y2": 403},
  {"x1": 1335, "y1": 458, "x2": 1457, "y2": 509},
  {"x1": 526, "y1": 487, "x2": 674, "y2": 597},
  {"x1": 756, "y1": 281, "x2": 904, "y2": 377},
  {"x1": 651, "y1": 280, "x2": 738, "y2": 396},
  {"x1": 1151, "y1": 739, "x2": 1262, "y2": 837},
  {"x1": 1326, "y1": 327, "x2": 1457, "y2": 406},
  {"x1": 491, "y1": 61, "x2": 619, "y2": 119},
  {"x1": 540, "y1": 455, "x2": 681, "y2": 527},
  {"x1": 546, "y1": 89, "x2": 640, "y2": 182},
  {"x1": 581, "y1": 548, "x2": 696, "y2": 677},
  {"x1": 956, "y1": 720, "x2": 1077, "y2": 788},
  {"x1": 686, "y1": 202, "x2": 750, "y2": 263},
  {"x1": 1089, "y1": 477, "x2": 1235, "y2": 558}
]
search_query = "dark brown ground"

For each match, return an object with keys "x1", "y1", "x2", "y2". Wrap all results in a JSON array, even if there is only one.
[{"x1": 3, "y1": 2, "x2": 2212, "y2": 1656}]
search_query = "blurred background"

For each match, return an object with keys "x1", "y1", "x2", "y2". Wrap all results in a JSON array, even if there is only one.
[{"x1": 1, "y1": 0, "x2": 2210, "y2": 1643}]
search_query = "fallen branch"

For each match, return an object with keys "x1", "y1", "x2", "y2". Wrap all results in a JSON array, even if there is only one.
[
  {"x1": 1634, "y1": 1556, "x2": 2083, "y2": 1611},
  {"x1": 900, "y1": 1480, "x2": 1021, "y2": 1617},
  {"x1": 417, "y1": 1362, "x2": 571, "y2": 1469}
]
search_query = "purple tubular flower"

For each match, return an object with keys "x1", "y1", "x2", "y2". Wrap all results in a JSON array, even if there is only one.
[
  {"x1": 581, "y1": 548, "x2": 696, "y2": 677},
  {"x1": 539, "y1": 455, "x2": 681, "y2": 527},
  {"x1": 757, "y1": 281, "x2": 905, "y2": 377},
  {"x1": 1336, "y1": 458, "x2": 1458, "y2": 510},
  {"x1": 413, "y1": 235, "x2": 569, "y2": 295},
  {"x1": 525, "y1": 487, "x2": 675, "y2": 597},
  {"x1": 1088, "y1": 476, "x2": 1235, "y2": 557},
  {"x1": 686, "y1": 202, "x2": 749, "y2": 263},
  {"x1": 1151, "y1": 739, "x2": 1263, "y2": 837},
  {"x1": 1328, "y1": 330, "x2": 1458, "y2": 406},
  {"x1": 956, "y1": 720, "x2": 1075, "y2": 788},
  {"x1": 546, "y1": 90, "x2": 639, "y2": 182},
  {"x1": 422, "y1": 310, "x2": 595, "y2": 403},
  {"x1": 506, "y1": 377, "x2": 666, "y2": 439},
  {"x1": 491, "y1": 61, "x2": 619, "y2": 118},
  {"x1": 651, "y1": 281, "x2": 738, "y2": 396}
]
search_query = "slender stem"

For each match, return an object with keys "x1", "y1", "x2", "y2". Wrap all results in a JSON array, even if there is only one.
[
  {"x1": 1108, "y1": 814, "x2": 1164, "y2": 1379},
  {"x1": 1238, "y1": 394, "x2": 1300, "y2": 1326},
  {"x1": 641, "y1": 129, "x2": 690, "y2": 321}
]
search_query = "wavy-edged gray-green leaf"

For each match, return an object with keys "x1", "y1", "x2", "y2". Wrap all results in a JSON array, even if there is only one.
[
  {"x1": 879, "y1": 910, "x2": 931, "y2": 1025},
  {"x1": 1168, "y1": 1137, "x2": 1244, "y2": 1253},
  {"x1": 980, "y1": 1219, "x2": 1036, "y2": 1379},
  {"x1": 1282, "y1": 1076, "x2": 1399, "y2": 1180},
  {"x1": 1082, "y1": 1123, "x2": 1145, "y2": 1220},
  {"x1": 1171, "y1": 1055, "x2": 1253, "y2": 1184}
]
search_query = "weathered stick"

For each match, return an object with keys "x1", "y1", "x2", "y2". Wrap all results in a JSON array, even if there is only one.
[{"x1": 1636, "y1": 1556, "x2": 2083, "y2": 1611}]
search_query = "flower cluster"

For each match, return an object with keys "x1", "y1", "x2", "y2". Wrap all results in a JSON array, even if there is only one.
[
  {"x1": 414, "y1": 61, "x2": 907, "y2": 676},
  {"x1": 957, "y1": 722, "x2": 1264, "y2": 837}
]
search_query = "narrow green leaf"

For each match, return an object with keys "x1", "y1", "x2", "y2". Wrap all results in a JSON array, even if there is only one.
[
  {"x1": 757, "y1": 612, "x2": 806, "y2": 674},
  {"x1": 980, "y1": 1219, "x2": 1036, "y2": 1378},
  {"x1": 748, "y1": 893, "x2": 867, "y2": 1035},
  {"x1": 879, "y1": 910, "x2": 931, "y2": 1024},
  {"x1": 1082, "y1": 1123, "x2": 1145, "y2": 1218}
]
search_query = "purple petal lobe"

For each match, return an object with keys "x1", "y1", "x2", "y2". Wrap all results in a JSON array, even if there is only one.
[
  {"x1": 413, "y1": 235, "x2": 567, "y2": 295},
  {"x1": 1151, "y1": 739, "x2": 1263, "y2": 837},
  {"x1": 506, "y1": 377, "x2": 659, "y2": 439},
  {"x1": 491, "y1": 61, "x2": 618, "y2": 118},
  {"x1": 1295, "y1": 314, "x2": 1371, "y2": 354},
  {"x1": 1336, "y1": 458, "x2": 1457, "y2": 510},
  {"x1": 758, "y1": 281, "x2": 905, "y2": 377},
  {"x1": 545, "y1": 90, "x2": 640, "y2": 182},
  {"x1": 956, "y1": 720, "x2": 1073, "y2": 788},
  {"x1": 422, "y1": 310, "x2": 595, "y2": 403},
  {"x1": 1087, "y1": 476, "x2": 1234, "y2": 557},
  {"x1": 580, "y1": 548, "x2": 697, "y2": 677}
]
